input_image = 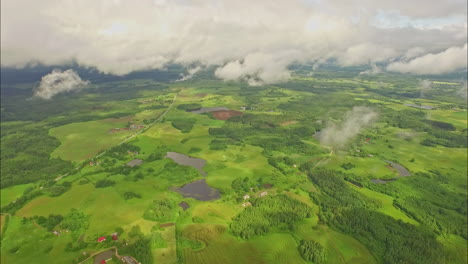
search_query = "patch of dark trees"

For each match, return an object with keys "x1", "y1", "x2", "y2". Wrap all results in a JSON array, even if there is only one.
[
  {"x1": 307, "y1": 169, "x2": 449, "y2": 264},
  {"x1": 230, "y1": 195, "x2": 312, "y2": 239}
]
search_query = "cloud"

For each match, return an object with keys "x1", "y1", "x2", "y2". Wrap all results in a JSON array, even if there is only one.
[
  {"x1": 419, "y1": 79, "x2": 432, "y2": 97},
  {"x1": 387, "y1": 44, "x2": 467, "y2": 74},
  {"x1": 318, "y1": 107, "x2": 378, "y2": 148},
  {"x1": 457, "y1": 82, "x2": 467, "y2": 100},
  {"x1": 34, "y1": 69, "x2": 89, "y2": 99},
  {"x1": 359, "y1": 62, "x2": 382, "y2": 75},
  {"x1": 214, "y1": 52, "x2": 297, "y2": 85},
  {"x1": 1, "y1": 0, "x2": 467, "y2": 84},
  {"x1": 175, "y1": 66, "x2": 202, "y2": 82}
]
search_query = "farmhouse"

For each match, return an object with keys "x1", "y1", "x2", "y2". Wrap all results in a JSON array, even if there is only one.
[
  {"x1": 97, "y1": 236, "x2": 106, "y2": 243},
  {"x1": 242, "y1": 202, "x2": 252, "y2": 207},
  {"x1": 243, "y1": 194, "x2": 250, "y2": 200},
  {"x1": 259, "y1": 191, "x2": 268, "y2": 197}
]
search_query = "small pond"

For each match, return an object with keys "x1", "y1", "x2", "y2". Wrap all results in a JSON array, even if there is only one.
[
  {"x1": 384, "y1": 160, "x2": 411, "y2": 177},
  {"x1": 165, "y1": 152, "x2": 207, "y2": 176},
  {"x1": 174, "y1": 179, "x2": 220, "y2": 201},
  {"x1": 371, "y1": 161, "x2": 411, "y2": 184},
  {"x1": 178, "y1": 201, "x2": 190, "y2": 211}
]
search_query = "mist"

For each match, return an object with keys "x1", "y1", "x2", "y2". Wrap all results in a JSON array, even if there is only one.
[
  {"x1": 318, "y1": 107, "x2": 379, "y2": 148},
  {"x1": 419, "y1": 79, "x2": 433, "y2": 98},
  {"x1": 34, "y1": 69, "x2": 90, "y2": 99}
]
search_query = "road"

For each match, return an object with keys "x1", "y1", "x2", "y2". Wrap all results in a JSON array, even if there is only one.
[
  {"x1": 55, "y1": 93, "x2": 177, "y2": 181},
  {"x1": 302, "y1": 140, "x2": 334, "y2": 169}
]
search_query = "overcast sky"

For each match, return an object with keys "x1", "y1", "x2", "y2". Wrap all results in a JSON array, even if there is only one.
[{"x1": 1, "y1": 0, "x2": 467, "y2": 84}]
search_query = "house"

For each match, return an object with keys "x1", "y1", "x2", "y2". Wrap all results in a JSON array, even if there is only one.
[
  {"x1": 259, "y1": 191, "x2": 268, "y2": 197},
  {"x1": 89, "y1": 161, "x2": 95, "y2": 166},
  {"x1": 52, "y1": 230, "x2": 61, "y2": 236},
  {"x1": 111, "y1": 232, "x2": 119, "y2": 241},
  {"x1": 97, "y1": 236, "x2": 106, "y2": 243},
  {"x1": 242, "y1": 202, "x2": 252, "y2": 207},
  {"x1": 292, "y1": 164, "x2": 297, "y2": 168},
  {"x1": 100, "y1": 260, "x2": 106, "y2": 264},
  {"x1": 243, "y1": 194, "x2": 250, "y2": 200}
]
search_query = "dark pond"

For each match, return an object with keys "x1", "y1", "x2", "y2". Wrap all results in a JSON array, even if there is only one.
[
  {"x1": 178, "y1": 201, "x2": 190, "y2": 211},
  {"x1": 165, "y1": 152, "x2": 207, "y2": 176},
  {"x1": 384, "y1": 160, "x2": 412, "y2": 177},
  {"x1": 174, "y1": 179, "x2": 221, "y2": 201},
  {"x1": 189, "y1": 106, "x2": 229, "y2": 114},
  {"x1": 371, "y1": 161, "x2": 411, "y2": 184}
]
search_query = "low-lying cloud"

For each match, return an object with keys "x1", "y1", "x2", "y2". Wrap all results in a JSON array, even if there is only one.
[
  {"x1": 457, "y1": 82, "x2": 467, "y2": 100},
  {"x1": 175, "y1": 66, "x2": 202, "y2": 82},
  {"x1": 318, "y1": 107, "x2": 378, "y2": 148},
  {"x1": 419, "y1": 79, "x2": 433, "y2": 98},
  {"x1": 34, "y1": 69, "x2": 89, "y2": 99},
  {"x1": 387, "y1": 44, "x2": 467, "y2": 74}
]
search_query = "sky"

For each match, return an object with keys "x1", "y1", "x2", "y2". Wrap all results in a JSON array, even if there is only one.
[{"x1": 1, "y1": 0, "x2": 467, "y2": 84}]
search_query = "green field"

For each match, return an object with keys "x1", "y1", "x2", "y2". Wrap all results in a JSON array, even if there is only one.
[{"x1": 1, "y1": 73, "x2": 466, "y2": 264}]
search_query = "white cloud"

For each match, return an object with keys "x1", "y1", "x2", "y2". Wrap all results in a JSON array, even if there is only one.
[
  {"x1": 1, "y1": 0, "x2": 467, "y2": 84},
  {"x1": 318, "y1": 107, "x2": 378, "y2": 148},
  {"x1": 34, "y1": 69, "x2": 89, "y2": 99},
  {"x1": 387, "y1": 44, "x2": 467, "y2": 74},
  {"x1": 175, "y1": 66, "x2": 202, "y2": 82}
]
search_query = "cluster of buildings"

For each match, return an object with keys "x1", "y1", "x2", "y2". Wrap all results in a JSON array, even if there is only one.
[
  {"x1": 97, "y1": 232, "x2": 119, "y2": 243},
  {"x1": 108, "y1": 124, "x2": 145, "y2": 133},
  {"x1": 241, "y1": 191, "x2": 269, "y2": 207}
]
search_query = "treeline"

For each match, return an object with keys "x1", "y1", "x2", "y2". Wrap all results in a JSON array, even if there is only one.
[
  {"x1": 307, "y1": 169, "x2": 446, "y2": 264},
  {"x1": 268, "y1": 156, "x2": 295, "y2": 174},
  {"x1": 34, "y1": 214, "x2": 64, "y2": 231},
  {"x1": 100, "y1": 143, "x2": 141, "y2": 161},
  {"x1": 1, "y1": 126, "x2": 73, "y2": 188},
  {"x1": 331, "y1": 208, "x2": 445, "y2": 264},
  {"x1": 230, "y1": 195, "x2": 312, "y2": 239},
  {"x1": 383, "y1": 108, "x2": 466, "y2": 148},
  {"x1": 308, "y1": 169, "x2": 381, "y2": 223},
  {"x1": 171, "y1": 118, "x2": 196, "y2": 133},
  {"x1": 298, "y1": 240, "x2": 327, "y2": 264},
  {"x1": 177, "y1": 103, "x2": 202, "y2": 111},
  {"x1": 122, "y1": 225, "x2": 153, "y2": 264}
]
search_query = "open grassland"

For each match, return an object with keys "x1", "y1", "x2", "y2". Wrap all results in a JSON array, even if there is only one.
[
  {"x1": 0, "y1": 183, "x2": 33, "y2": 207},
  {"x1": 1, "y1": 216, "x2": 78, "y2": 264},
  {"x1": 49, "y1": 116, "x2": 137, "y2": 162}
]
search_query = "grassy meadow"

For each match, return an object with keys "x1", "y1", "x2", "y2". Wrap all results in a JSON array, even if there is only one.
[{"x1": 1, "y1": 74, "x2": 466, "y2": 264}]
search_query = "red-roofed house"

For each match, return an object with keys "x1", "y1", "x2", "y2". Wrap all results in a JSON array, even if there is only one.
[
  {"x1": 100, "y1": 260, "x2": 106, "y2": 264},
  {"x1": 97, "y1": 236, "x2": 106, "y2": 243},
  {"x1": 112, "y1": 234, "x2": 118, "y2": 241}
]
